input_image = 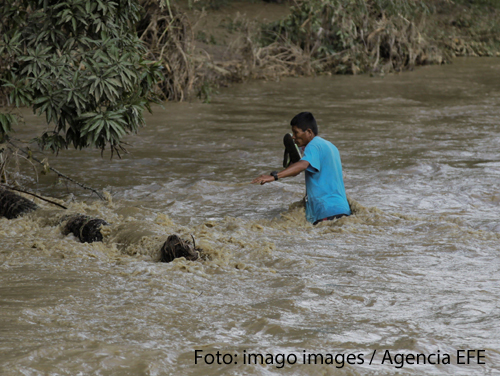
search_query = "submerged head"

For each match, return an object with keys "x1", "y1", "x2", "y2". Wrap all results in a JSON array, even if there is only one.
[{"x1": 290, "y1": 112, "x2": 317, "y2": 147}]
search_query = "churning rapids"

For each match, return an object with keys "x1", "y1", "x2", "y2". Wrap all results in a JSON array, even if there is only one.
[{"x1": 1, "y1": 58, "x2": 499, "y2": 375}]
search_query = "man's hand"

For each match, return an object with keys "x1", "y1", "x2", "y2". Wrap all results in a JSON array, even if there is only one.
[{"x1": 251, "y1": 174, "x2": 275, "y2": 185}]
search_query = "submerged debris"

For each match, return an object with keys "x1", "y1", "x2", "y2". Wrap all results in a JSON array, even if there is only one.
[
  {"x1": 0, "y1": 188, "x2": 38, "y2": 219},
  {"x1": 62, "y1": 214, "x2": 108, "y2": 243},
  {"x1": 159, "y1": 234, "x2": 200, "y2": 263},
  {"x1": 0, "y1": 188, "x2": 208, "y2": 263}
]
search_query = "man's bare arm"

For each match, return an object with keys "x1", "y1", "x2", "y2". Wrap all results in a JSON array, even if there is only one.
[{"x1": 251, "y1": 160, "x2": 310, "y2": 185}]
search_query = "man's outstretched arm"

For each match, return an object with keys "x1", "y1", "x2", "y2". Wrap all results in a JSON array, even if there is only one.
[{"x1": 251, "y1": 160, "x2": 310, "y2": 185}]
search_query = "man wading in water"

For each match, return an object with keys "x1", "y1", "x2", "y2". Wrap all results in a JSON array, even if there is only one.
[{"x1": 252, "y1": 112, "x2": 351, "y2": 225}]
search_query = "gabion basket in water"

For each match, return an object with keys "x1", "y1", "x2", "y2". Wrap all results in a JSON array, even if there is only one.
[{"x1": 0, "y1": 188, "x2": 38, "y2": 219}]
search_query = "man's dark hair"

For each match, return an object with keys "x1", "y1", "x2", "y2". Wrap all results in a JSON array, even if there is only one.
[{"x1": 290, "y1": 112, "x2": 318, "y2": 135}]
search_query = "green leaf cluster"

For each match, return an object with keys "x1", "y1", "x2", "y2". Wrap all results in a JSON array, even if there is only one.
[
  {"x1": 0, "y1": 113, "x2": 16, "y2": 142},
  {"x1": 0, "y1": 0, "x2": 163, "y2": 153}
]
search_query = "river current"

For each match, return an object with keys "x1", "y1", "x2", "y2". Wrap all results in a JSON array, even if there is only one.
[{"x1": 1, "y1": 58, "x2": 499, "y2": 375}]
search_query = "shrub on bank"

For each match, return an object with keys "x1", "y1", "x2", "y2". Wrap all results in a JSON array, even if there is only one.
[{"x1": 261, "y1": 0, "x2": 500, "y2": 75}]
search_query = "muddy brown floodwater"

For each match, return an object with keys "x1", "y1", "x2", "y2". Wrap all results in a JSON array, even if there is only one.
[{"x1": 1, "y1": 58, "x2": 500, "y2": 375}]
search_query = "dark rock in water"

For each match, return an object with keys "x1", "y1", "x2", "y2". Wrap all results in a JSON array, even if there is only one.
[
  {"x1": 159, "y1": 234, "x2": 200, "y2": 263},
  {"x1": 62, "y1": 214, "x2": 108, "y2": 243},
  {"x1": 0, "y1": 188, "x2": 38, "y2": 219}
]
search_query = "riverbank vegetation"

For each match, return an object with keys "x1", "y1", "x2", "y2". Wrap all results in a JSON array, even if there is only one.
[
  {"x1": 1, "y1": 0, "x2": 499, "y2": 154},
  {"x1": 167, "y1": 0, "x2": 500, "y2": 97},
  {"x1": 260, "y1": 0, "x2": 500, "y2": 75}
]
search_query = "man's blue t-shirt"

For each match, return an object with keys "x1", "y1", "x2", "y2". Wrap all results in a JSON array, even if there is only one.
[{"x1": 300, "y1": 136, "x2": 351, "y2": 223}]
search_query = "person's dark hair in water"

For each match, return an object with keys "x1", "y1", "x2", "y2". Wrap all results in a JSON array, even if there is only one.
[{"x1": 290, "y1": 111, "x2": 318, "y2": 136}]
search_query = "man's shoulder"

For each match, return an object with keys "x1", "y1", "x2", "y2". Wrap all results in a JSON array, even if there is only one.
[
  {"x1": 310, "y1": 136, "x2": 337, "y2": 151},
  {"x1": 308, "y1": 136, "x2": 325, "y2": 147}
]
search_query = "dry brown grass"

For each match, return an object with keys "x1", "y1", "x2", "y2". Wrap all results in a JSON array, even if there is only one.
[{"x1": 138, "y1": 0, "x2": 197, "y2": 101}]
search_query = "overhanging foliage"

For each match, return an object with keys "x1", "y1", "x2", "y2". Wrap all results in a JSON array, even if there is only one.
[{"x1": 0, "y1": 0, "x2": 163, "y2": 155}]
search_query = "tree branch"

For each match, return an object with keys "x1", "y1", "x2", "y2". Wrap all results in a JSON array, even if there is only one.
[
  {"x1": 0, "y1": 183, "x2": 68, "y2": 209},
  {"x1": 7, "y1": 139, "x2": 106, "y2": 200}
]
